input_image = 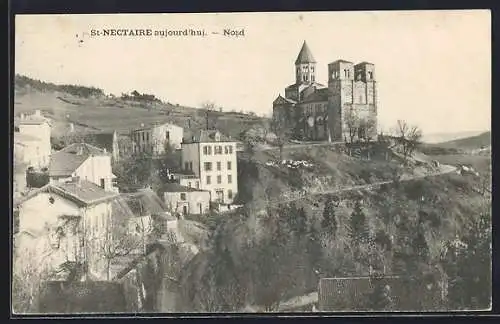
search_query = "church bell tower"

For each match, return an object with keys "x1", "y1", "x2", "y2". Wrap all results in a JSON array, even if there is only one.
[{"x1": 295, "y1": 41, "x2": 317, "y2": 85}]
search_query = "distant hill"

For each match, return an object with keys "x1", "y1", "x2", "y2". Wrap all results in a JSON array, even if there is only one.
[
  {"x1": 421, "y1": 131, "x2": 487, "y2": 144},
  {"x1": 435, "y1": 131, "x2": 490, "y2": 150},
  {"x1": 14, "y1": 74, "x2": 268, "y2": 139}
]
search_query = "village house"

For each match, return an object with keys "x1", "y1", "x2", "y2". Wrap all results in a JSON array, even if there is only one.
[
  {"x1": 160, "y1": 183, "x2": 211, "y2": 216},
  {"x1": 13, "y1": 162, "x2": 28, "y2": 200},
  {"x1": 131, "y1": 122, "x2": 184, "y2": 155},
  {"x1": 14, "y1": 178, "x2": 122, "y2": 280},
  {"x1": 121, "y1": 188, "x2": 175, "y2": 249},
  {"x1": 180, "y1": 129, "x2": 239, "y2": 205},
  {"x1": 49, "y1": 143, "x2": 119, "y2": 193},
  {"x1": 14, "y1": 110, "x2": 52, "y2": 170}
]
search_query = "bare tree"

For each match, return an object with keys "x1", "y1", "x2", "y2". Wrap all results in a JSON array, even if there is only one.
[
  {"x1": 100, "y1": 222, "x2": 142, "y2": 280},
  {"x1": 270, "y1": 118, "x2": 292, "y2": 161},
  {"x1": 344, "y1": 108, "x2": 360, "y2": 144},
  {"x1": 201, "y1": 101, "x2": 216, "y2": 130},
  {"x1": 392, "y1": 120, "x2": 423, "y2": 164}
]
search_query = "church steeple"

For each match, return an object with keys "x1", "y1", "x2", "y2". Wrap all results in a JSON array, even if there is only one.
[{"x1": 295, "y1": 41, "x2": 317, "y2": 84}]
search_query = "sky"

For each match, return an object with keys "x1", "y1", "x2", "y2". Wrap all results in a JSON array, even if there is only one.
[{"x1": 15, "y1": 11, "x2": 491, "y2": 135}]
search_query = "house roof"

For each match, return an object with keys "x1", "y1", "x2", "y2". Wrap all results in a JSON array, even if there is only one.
[
  {"x1": 121, "y1": 188, "x2": 175, "y2": 219},
  {"x1": 295, "y1": 41, "x2": 316, "y2": 64},
  {"x1": 49, "y1": 151, "x2": 89, "y2": 177},
  {"x1": 301, "y1": 88, "x2": 330, "y2": 103},
  {"x1": 356, "y1": 61, "x2": 374, "y2": 66},
  {"x1": 160, "y1": 183, "x2": 208, "y2": 193},
  {"x1": 59, "y1": 142, "x2": 110, "y2": 156},
  {"x1": 49, "y1": 143, "x2": 110, "y2": 177},
  {"x1": 182, "y1": 129, "x2": 234, "y2": 144},
  {"x1": 16, "y1": 179, "x2": 119, "y2": 208}
]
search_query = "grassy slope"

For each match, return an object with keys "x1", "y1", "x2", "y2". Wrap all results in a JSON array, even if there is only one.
[
  {"x1": 14, "y1": 75, "x2": 267, "y2": 139},
  {"x1": 435, "y1": 131, "x2": 491, "y2": 150}
]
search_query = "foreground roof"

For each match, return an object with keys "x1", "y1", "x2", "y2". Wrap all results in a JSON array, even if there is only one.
[
  {"x1": 59, "y1": 142, "x2": 110, "y2": 156},
  {"x1": 17, "y1": 179, "x2": 119, "y2": 207}
]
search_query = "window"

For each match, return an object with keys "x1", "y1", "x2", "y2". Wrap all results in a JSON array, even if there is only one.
[
  {"x1": 228, "y1": 146, "x2": 233, "y2": 154},
  {"x1": 206, "y1": 176, "x2": 211, "y2": 184},
  {"x1": 303, "y1": 75, "x2": 306, "y2": 82},
  {"x1": 227, "y1": 161, "x2": 232, "y2": 170},
  {"x1": 368, "y1": 71, "x2": 373, "y2": 80},
  {"x1": 146, "y1": 133, "x2": 149, "y2": 142},
  {"x1": 142, "y1": 133, "x2": 145, "y2": 141},
  {"x1": 203, "y1": 146, "x2": 208, "y2": 155},
  {"x1": 311, "y1": 66, "x2": 315, "y2": 73},
  {"x1": 228, "y1": 175, "x2": 232, "y2": 184},
  {"x1": 189, "y1": 162, "x2": 193, "y2": 171},
  {"x1": 228, "y1": 190, "x2": 233, "y2": 199},
  {"x1": 207, "y1": 146, "x2": 212, "y2": 155},
  {"x1": 188, "y1": 182, "x2": 192, "y2": 187},
  {"x1": 224, "y1": 146, "x2": 229, "y2": 154},
  {"x1": 204, "y1": 162, "x2": 212, "y2": 171},
  {"x1": 185, "y1": 162, "x2": 189, "y2": 170},
  {"x1": 312, "y1": 75, "x2": 315, "y2": 82},
  {"x1": 180, "y1": 193, "x2": 186, "y2": 201},
  {"x1": 196, "y1": 181, "x2": 200, "y2": 188},
  {"x1": 166, "y1": 131, "x2": 170, "y2": 140},
  {"x1": 100, "y1": 178, "x2": 105, "y2": 189},
  {"x1": 217, "y1": 162, "x2": 221, "y2": 171},
  {"x1": 217, "y1": 175, "x2": 222, "y2": 184}
]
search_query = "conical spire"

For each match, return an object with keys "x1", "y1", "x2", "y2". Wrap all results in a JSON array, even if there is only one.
[{"x1": 295, "y1": 41, "x2": 316, "y2": 65}]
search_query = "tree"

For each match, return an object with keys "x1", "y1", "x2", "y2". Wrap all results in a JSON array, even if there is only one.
[
  {"x1": 348, "y1": 199, "x2": 370, "y2": 245},
  {"x1": 270, "y1": 117, "x2": 292, "y2": 161},
  {"x1": 201, "y1": 101, "x2": 216, "y2": 130},
  {"x1": 392, "y1": 120, "x2": 423, "y2": 164},
  {"x1": 321, "y1": 196, "x2": 338, "y2": 237},
  {"x1": 100, "y1": 222, "x2": 142, "y2": 280},
  {"x1": 344, "y1": 108, "x2": 360, "y2": 144}
]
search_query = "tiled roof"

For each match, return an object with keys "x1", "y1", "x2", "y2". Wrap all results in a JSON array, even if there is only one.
[
  {"x1": 356, "y1": 61, "x2": 374, "y2": 66},
  {"x1": 160, "y1": 183, "x2": 207, "y2": 193},
  {"x1": 132, "y1": 122, "x2": 183, "y2": 132},
  {"x1": 17, "y1": 179, "x2": 119, "y2": 207},
  {"x1": 295, "y1": 41, "x2": 316, "y2": 64},
  {"x1": 49, "y1": 151, "x2": 89, "y2": 177},
  {"x1": 59, "y1": 143, "x2": 109, "y2": 156},
  {"x1": 121, "y1": 188, "x2": 174, "y2": 218},
  {"x1": 182, "y1": 129, "x2": 234, "y2": 144},
  {"x1": 301, "y1": 88, "x2": 330, "y2": 103}
]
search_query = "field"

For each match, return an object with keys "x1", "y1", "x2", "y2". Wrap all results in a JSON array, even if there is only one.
[{"x1": 14, "y1": 75, "x2": 267, "y2": 139}]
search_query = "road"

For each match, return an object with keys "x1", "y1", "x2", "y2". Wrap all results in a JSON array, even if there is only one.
[{"x1": 265, "y1": 163, "x2": 457, "y2": 207}]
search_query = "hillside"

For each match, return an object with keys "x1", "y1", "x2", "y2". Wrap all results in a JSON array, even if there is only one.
[
  {"x1": 435, "y1": 131, "x2": 491, "y2": 150},
  {"x1": 14, "y1": 74, "x2": 268, "y2": 139},
  {"x1": 177, "y1": 144, "x2": 491, "y2": 311}
]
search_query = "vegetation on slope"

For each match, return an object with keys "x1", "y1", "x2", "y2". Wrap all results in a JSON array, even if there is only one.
[{"x1": 178, "y1": 145, "x2": 491, "y2": 312}]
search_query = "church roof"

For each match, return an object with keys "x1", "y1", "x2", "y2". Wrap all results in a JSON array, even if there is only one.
[{"x1": 295, "y1": 41, "x2": 316, "y2": 64}]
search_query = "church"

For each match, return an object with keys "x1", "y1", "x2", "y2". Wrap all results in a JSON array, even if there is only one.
[{"x1": 272, "y1": 41, "x2": 378, "y2": 142}]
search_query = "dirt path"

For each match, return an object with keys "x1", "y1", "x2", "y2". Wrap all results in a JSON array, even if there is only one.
[{"x1": 265, "y1": 163, "x2": 457, "y2": 207}]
